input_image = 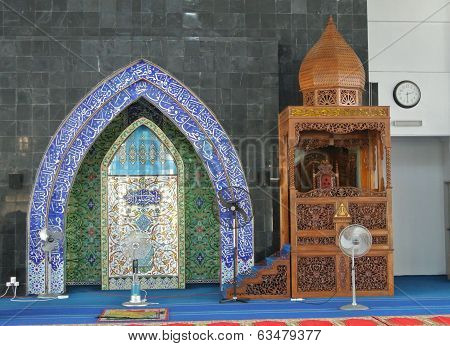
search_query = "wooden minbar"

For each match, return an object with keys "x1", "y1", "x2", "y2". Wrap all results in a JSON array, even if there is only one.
[
  {"x1": 226, "y1": 17, "x2": 394, "y2": 300},
  {"x1": 278, "y1": 16, "x2": 394, "y2": 298},
  {"x1": 279, "y1": 106, "x2": 394, "y2": 298}
]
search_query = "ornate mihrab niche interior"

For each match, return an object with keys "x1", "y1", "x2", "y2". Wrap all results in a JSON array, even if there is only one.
[{"x1": 65, "y1": 100, "x2": 220, "y2": 289}]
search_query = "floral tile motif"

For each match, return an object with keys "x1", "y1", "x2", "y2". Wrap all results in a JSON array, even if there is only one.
[
  {"x1": 135, "y1": 213, "x2": 152, "y2": 232},
  {"x1": 66, "y1": 104, "x2": 221, "y2": 286},
  {"x1": 65, "y1": 117, "x2": 123, "y2": 285},
  {"x1": 100, "y1": 118, "x2": 186, "y2": 290},
  {"x1": 107, "y1": 176, "x2": 180, "y2": 280}
]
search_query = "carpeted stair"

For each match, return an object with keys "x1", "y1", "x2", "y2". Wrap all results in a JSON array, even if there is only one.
[{"x1": 224, "y1": 244, "x2": 291, "y2": 299}]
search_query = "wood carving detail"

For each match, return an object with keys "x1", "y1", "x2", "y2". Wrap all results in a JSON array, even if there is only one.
[
  {"x1": 372, "y1": 235, "x2": 388, "y2": 245},
  {"x1": 244, "y1": 265, "x2": 288, "y2": 296},
  {"x1": 340, "y1": 89, "x2": 358, "y2": 105},
  {"x1": 296, "y1": 122, "x2": 386, "y2": 139},
  {"x1": 313, "y1": 160, "x2": 338, "y2": 189},
  {"x1": 338, "y1": 256, "x2": 347, "y2": 290},
  {"x1": 348, "y1": 202, "x2": 387, "y2": 229},
  {"x1": 297, "y1": 187, "x2": 386, "y2": 198},
  {"x1": 386, "y1": 147, "x2": 392, "y2": 188},
  {"x1": 317, "y1": 89, "x2": 337, "y2": 105},
  {"x1": 297, "y1": 204, "x2": 335, "y2": 230},
  {"x1": 303, "y1": 91, "x2": 315, "y2": 106},
  {"x1": 354, "y1": 256, "x2": 388, "y2": 291},
  {"x1": 289, "y1": 146, "x2": 295, "y2": 188},
  {"x1": 298, "y1": 256, "x2": 336, "y2": 292},
  {"x1": 334, "y1": 138, "x2": 369, "y2": 149},
  {"x1": 289, "y1": 106, "x2": 389, "y2": 118},
  {"x1": 298, "y1": 138, "x2": 330, "y2": 151},
  {"x1": 297, "y1": 236, "x2": 335, "y2": 246}
]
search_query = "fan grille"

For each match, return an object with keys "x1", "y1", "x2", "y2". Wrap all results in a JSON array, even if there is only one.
[
  {"x1": 339, "y1": 224, "x2": 372, "y2": 257},
  {"x1": 122, "y1": 231, "x2": 153, "y2": 260}
]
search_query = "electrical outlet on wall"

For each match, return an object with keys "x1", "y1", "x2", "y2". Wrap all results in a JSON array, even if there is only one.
[{"x1": 5, "y1": 278, "x2": 19, "y2": 287}]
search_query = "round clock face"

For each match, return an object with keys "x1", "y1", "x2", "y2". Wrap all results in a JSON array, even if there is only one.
[{"x1": 393, "y1": 81, "x2": 421, "y2": 108}]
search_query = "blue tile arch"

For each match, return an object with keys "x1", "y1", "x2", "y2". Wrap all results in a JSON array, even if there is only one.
[{"x1": 27, "y1": 60, "x2": 254, "y2": 294}]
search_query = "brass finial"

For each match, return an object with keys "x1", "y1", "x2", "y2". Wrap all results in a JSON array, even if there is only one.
[{"x1": 327, "y1": 15, "x2": 334, "y2": 26}]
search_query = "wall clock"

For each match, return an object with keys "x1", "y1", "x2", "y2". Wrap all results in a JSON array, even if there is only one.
[{"x1": 393, "y1": 80, "x2": 421, "y2": 108}]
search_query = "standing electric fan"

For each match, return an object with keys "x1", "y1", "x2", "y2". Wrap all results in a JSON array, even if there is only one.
[
  {"x1": 338, "y1": 224, "x2": 372, "y2": 310},
  {"x1": 215, "y1": 186, "x2": 253, "y2": 304},
  {"x1": 38, "y1": 226, "x2": 67, "y2": 299},
  {"x1": 122, "y1": 231, "x2": 157, "y2": 307}
]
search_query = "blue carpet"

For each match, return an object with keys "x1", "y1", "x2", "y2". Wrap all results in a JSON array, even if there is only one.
[{"x1": 1, "y1": 275, "x2": 450, "y2": 326}]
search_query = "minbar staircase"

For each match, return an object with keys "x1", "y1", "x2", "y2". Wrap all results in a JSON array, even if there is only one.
[{"x1": 225, "y1": 245, "x2": 291, "y2": 299}]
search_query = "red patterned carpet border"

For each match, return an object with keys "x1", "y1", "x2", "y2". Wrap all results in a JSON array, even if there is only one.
[
  {"x1": 373, "y1": 315, "x2": 450, "y2": 326},
  {"x1": 90, "y1": 314, "x2": 450, "y2": 326},
  {"x1": 159, "y1": 317, "x2": 383, "y2": 326}
]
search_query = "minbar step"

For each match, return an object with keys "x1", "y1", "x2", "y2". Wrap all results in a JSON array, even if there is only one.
[{"x1": 226, "y1": 246, "x2": 291, "y2": 300}]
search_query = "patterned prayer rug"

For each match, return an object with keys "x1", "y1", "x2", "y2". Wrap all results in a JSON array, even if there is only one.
[{"x1": 98, "y1": 308, "x2": 169, "y2": 323}]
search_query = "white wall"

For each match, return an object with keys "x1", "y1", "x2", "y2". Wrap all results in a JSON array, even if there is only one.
[
  {"x1": 391, "y1": 138, "x2": 446, "y2": 275},
  {"x1": 369, "y1": 0, "x2": 450, "y2": 276},
  {"x1": 368, "y1": 0, "x2": 450, "y2": 136},
  {"x1": 443, "y1": 138, "x2": 450, "y2": 182}
]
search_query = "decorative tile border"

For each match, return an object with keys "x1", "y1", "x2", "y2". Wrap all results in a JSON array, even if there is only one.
[{"x1": 27, "y1": 60, "x2": 254, "y2": 294}]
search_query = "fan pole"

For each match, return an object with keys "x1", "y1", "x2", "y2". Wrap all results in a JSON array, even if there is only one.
[
  {"x1": 123, "y1": 259, "x2": 157, "y2": 307},
  {"x1": 220, "y1": 209, "x2": 248, "y2": 303},
  {"x1": 351, "y1": 247, "x2": 357, "y2": 306},
  {"x1": 340, "y1": 246, "x2": 368, "y2": 310}
]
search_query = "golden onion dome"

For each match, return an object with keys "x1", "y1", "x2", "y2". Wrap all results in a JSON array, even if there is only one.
[{"x1": 299, "y1": 16, "x2": 366, "y2": 93}]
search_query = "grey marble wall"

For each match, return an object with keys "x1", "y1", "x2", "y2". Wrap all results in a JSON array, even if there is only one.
[{"x1": 0, "y1": 0, "x2": 368, "y2": 294}]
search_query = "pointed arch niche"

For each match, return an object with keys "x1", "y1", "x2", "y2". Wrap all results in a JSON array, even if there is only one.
[
  {"x1": 27, "y1": 60, "x2": 254, "y2": 294},
  {"x1": 100, "y1": 117, "x2": 185, "y2": 290}
]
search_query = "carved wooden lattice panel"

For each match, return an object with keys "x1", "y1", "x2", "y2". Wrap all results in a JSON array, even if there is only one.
[
  {"x1": 298, "y1": 138, "x2": 330, "y2": 151},
  {"x1": 338, "y1": 256, "x2": 348, "y2": 290},
  {"x1": 334, "y1": 137, "x2": 369, "y2": 149},
  {"x1": 372, "y1": 235, "x2": 388, "y2": 245},
  {"x1": 296, "y1": 122, "x2": 386, "y2": 138},
  {"x1": 297, "y1": 236, "x2": 335, "y2": 246},
  {"x1": 386, "y1": 147, "x2": 392, "y2": 188},
  {"x1": 303, "y1": 91, "x2": 315, "y2": 106},
  {"x1": 340, "y1": 89, "x2": 358, "y2": 105},
  {"x1": 297, "y1": 187, "x2": 386, "y2": 198},
  {"x1": 297, "y1": 256, "x2": 336, "y2": 292},
  {"x1": 299, "y1": 138, "x2": 368, "y2": 152},
  {"x1": 353, "y1": 256, "x2": 388, "y2": 291},
  {"x1": 244, "y1": 265, "x2": 288, "y2": 296},
  {"x1": 297, "y1": 204, "x2": 335, "y2": 230},
  {"x1": 317, "y1": 89, "x2": 338, "y2": 105},
  {"x1": 348, "y1": 202, "x2": 387, "y2": 229}
]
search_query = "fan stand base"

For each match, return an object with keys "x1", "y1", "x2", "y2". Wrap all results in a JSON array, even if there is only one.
[
  {"x1": 122, "y1": 295, "x2": 158, "y2": 307},
  {"x1": 340, "y1": 303, "x2": 369, "y2": 311},
  {"x1": 122, "y1": 301, "x2": 155, "y2": 307},
  {"x1": 220, "y1": 296, "x2": 248, "y2": 304}
]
